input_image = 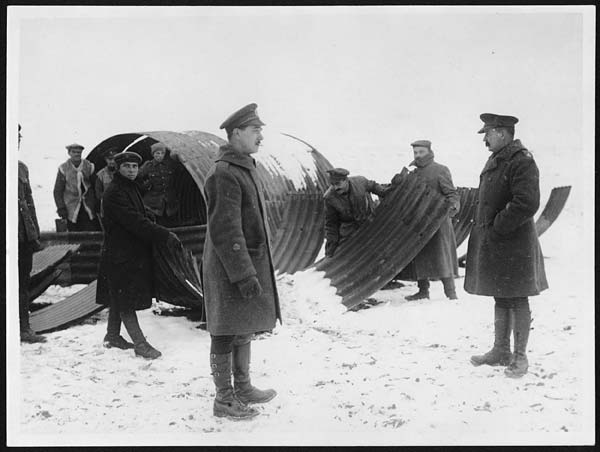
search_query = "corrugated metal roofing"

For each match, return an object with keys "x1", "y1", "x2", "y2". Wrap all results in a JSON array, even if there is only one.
[
  {"x1": 452, "y1": 187, "x2": 479, "y2": 247},
  {"x1": 535, "y1": 186, "x2": 572, "y2": 236},
  {"x1": 313, "y1": 168, "x2": 452, "y2": 309},
  {"x1": 30, "y1": 244, "x2": 80, "y2": 282}
]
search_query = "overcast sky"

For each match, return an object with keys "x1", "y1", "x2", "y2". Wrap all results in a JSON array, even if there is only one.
[{"x1": 8, "y1": 6, "x2": 594, "y2": 194}]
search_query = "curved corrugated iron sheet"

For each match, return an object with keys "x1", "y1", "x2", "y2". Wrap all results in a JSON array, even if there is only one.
[
  {"x1": 452, "y1": 187, "x2": 479, "y2": 247},
  {"x1": 313, "y1": 169, "x2": 452, "y2": 309},
  {"x1": 30, "y1": 244, "x2": 80, "y2": 287},
  {"x1": 29, "y1": 280, "x2": 103, "y2": 334},
  {"x1": 29, "y1": 269, "x2": 63, "y2": 303}
]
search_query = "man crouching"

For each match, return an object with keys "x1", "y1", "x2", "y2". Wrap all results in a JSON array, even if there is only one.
[{"x1": 203, "y1": 103, "x2": 281, "y2": 420}]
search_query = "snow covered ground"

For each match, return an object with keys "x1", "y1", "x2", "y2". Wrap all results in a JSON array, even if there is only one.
[{"x1": 11, "y1": 197, "x2": 595, "y2": 446}]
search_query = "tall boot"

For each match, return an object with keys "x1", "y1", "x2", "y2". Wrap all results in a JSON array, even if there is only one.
[
  {"x1": 19, "y1": 289, "x2": 46, "y2": 344},
  {"x1": 442, "y1": 277, "x2": 458, "y2": 300},
  {"x1": 120, "y1": 310, "x2": 161, "y2": 359},
  {"x1": 470, "y1": 305, "x2": 513, "y2": 366},
  {"x1": 211, "y1": 353, "x2": 259, "y2": 420},
  {"x1": 505, "y1": 303, "x2": 531, "y2": 378},
  {"x1": 103, "y1": 306, "x2": 134, "y2": 350},
  {"x1": 232, "y1": 339, "x2": 277, "y2": 404},
  {"x1": 405, "y1": 279, "x2": 430, "y2": 300}
]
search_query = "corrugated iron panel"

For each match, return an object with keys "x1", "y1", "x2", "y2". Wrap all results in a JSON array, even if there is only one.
[
  {"x1": 452, "y1": 187, "x2": 479, "y2": 247},
  {"x1": 29, "y1": 280, "x2": 103, "y2": 334},
  {"x1": 29, "y1": 244, "x2": 80, "y2": 288},
  {"x1": 535, "y1": 185, "x2": 572, "y2": 237},
  {"x1": 313, "y1": 168, "x2": 452, "y2": 309},
  {"x1": 29, "y1": 269, "x2": 63, "y2": 303}
]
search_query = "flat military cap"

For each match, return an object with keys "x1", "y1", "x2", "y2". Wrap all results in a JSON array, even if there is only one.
[
  {"x1": 410, "y1": 140, "x2": 432, "y2": 149},
  {"x1": 114, "y1": 151, "x2": 142, "y2": 166},
  {"x1": 150, "y1": 142, "x2": 168, "y2": 154},
  {"x1": 66, "y1": 143, "x2": 84, "y2": 150},
  {"x1": 478, "y1": 113, "x2": 519, "y2": 133},
  {"x1": 219, "y1": 103, "x2": 265, "y2": 133},
  {"x1": 104, "y1": 146, "x2": 120, "y2": 158},
  {"x1": 327, "y1": 167, "x2": 350, "y2": 182}
]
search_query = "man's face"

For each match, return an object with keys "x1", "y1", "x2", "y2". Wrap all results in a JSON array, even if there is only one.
[
  {"x1": 119, "y1": 161, "x2": 139, "y2": 180},
  {"x1": 412, "y1": 146, "x2": 430, "y2": 160},
  {"x1": 235, "y1": 125, "x2": 263, "y2": 154},
  {"x1": 331, "y1": 179, "x2": 349, "y2": 194},
  {"x1": 68, "y1": 148, "x2": 83, "y2": 164},
  {"x1": 152, "y1": 149, "x2": 166, "y2": 162},
  {"x1": 105, "y1": 157, "x2": 116, "y2": 169},
  {"x1": 483, "y1": 128, "x2": 507, "y2": 153}
]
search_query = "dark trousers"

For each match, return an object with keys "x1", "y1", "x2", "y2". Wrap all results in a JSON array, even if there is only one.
[
  {"x1": 417, "y1": 277, "x2": 456, "y2": 293},
  {"x1": 106, "y1": 299, "x2": 145, "y2": 345},
  {"x1": 494, "y1": 296, "x2": 529, "y2": 310},
  {"x1": 67, "y1": 208, "x2": 101, "y2": 232},
  {"x1": 210, "y1": 334, "x2": 253, "y2": 354},
  {"x1": 18, "y1": 241, "x2": 34, "y2": 331}
]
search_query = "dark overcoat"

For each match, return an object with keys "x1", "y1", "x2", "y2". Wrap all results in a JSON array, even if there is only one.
[
  {"x1": 18, "y1": 161, "x2": 41, "y2": 244},
  {"x1": 324, "y1": 176, "x2": 388, "y2": 255},
  {"x1": 202, "y1": 145, "x2": 281, "y2": 336},
  {"x1": 138, "y1": 157, "x2": 180, "y2": 217},
  {"x1": 96, "y1": 172, "x2": 170, "y2": 311},
  {"x1": 464, "y1": 139, "x2": 548, "y2": 297},
  {"x1": 405, "y1": 157, "x2": 460, "y2": 280}
]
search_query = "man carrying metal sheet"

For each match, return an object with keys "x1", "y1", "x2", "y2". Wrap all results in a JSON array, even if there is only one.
[
  {"x1": 465, "y1": 113, "x2": 548, "y2": 378},
  {"x1": 395, "y1": 140, "x2": 460, "y2": 300},
  {"x1": 17, "y1": 124, "x2": 47, "y2": 343},
  {"x1": 323, "y1": 168, "x2": 390, "y2": 258},
  {"x1": 203, "y1": 103, "x2": 281, "y2": 421}
]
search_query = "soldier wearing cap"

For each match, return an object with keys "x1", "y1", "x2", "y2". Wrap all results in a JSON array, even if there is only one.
[
  {"x1": 393, "y1": 140, "x2": 460, "y2": 300},
  {"x1": 96, "y1": 151, "x2": 181, "y2": 359},
  {"x1": 53, "y1": 142, "x2": 100, "y2": 231},
  {"x1": 202, "y1": 103, "x2": 281, "y2": 421},
  {"x1": 94, "y1": 146, "x2": 120, "y2": 218},
  {"x1": 466, "y1": 113, "x2": 548, "y2": 378},
  {"x1": 17, "y1": 124, "x2": 47, "y2": 343},
  {"x1": 323, "y1": 167, "x2": 390, "y2": 258},
  {"x1": 138, "y1": 142, "x2": 180, "y2": 227}
]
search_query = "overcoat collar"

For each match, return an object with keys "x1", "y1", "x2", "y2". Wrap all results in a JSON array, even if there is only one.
[
  {"x1": 481, "y1": 139, "x2": 525, "y2": 175},
  {"x1": 216, "y1": 144, "x2": 256, "y2": 171}
]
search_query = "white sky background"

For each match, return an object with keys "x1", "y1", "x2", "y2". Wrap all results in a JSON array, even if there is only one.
[{"x1": 12, "y1": 6, "x2": 587, "y2": 194}]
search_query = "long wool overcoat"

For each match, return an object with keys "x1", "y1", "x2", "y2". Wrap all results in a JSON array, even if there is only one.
[
  {"x1": 401, "y1": 155, "x2": 460, "y2": 280},
  {"x1": 96, "y1": 172, "x2": 170, "y2": 311},
  {"x1": 202, "y1": 145, "x2": 281, "y2": 336},
  {"x1": 464, "y1": 139, "x2": 548, "y2": 297}
]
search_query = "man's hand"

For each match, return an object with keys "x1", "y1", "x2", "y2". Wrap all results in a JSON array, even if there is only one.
[
  {"x1": 325, "y1": 241, "x2": 337, "y2": 258},
  {"x1": 237, "y1": 275, "x2": 262, "y2": 300},
  {"x1": 391, "y1": 173, "x2": 404, "y2": 186},
  {"x1": 449, "y1": 206, "x2": 458, "y2": 218},
  {"x1": 57, "y1": 207, "x2": 68, "y2": 219}
]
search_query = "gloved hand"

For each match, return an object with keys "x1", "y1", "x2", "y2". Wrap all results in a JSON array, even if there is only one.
[
  {"x1": 57, "y1": 207, "x2": 68, "y2": 219},
  {"x1": 237, "y1": 275, "x2": 262, "y2": 300},
  {"x1": 449, "y1": 206, "x2": 458, "y2": 218},
  {"x1": 166, "y1": 231, "x2": 180, "y2": 248},
  {"x1": 391, "y1": 173, "x2": 404, "y2": 186},
  {"x1": 325, "y1": 241, "x2": 337, "y2": 258}
]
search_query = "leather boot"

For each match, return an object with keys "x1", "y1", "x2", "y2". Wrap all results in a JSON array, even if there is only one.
[
  {"x1": 120, "y1": 310, "x2": 161, "y2": 359},
  {"x1": 405, "y1": 279, "x2": 430, "y2": 301},
  {"x1": 470, "y1": 305, "x2": 513, "y2": 366},
  {"x1": 211, "y1": 353, "x2": 259, "y2": 420},
  {"x1": 103, "y1": 306, "x2": 133, "y2": 349},
  {"x1": 232, "y1": 340, "x2": 277, "y2": 404},
  {"x1": 21, "y1": 327, "x2": 47, "y2": 343},
  {"x1": 505, "y1": 304, "x2": 531, "y2": 378}
]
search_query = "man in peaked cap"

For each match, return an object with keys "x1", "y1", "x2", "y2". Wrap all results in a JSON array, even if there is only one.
[
  {"x1": 53, "y1": 142, "x2": 100, "y2": 231},
  {"x1": 323, "y1": 167, "x2": 390, "y2": 258},
  {"x1": 203, "y1": 103, "x2": 280, "y2": 421},
  {"x1": 95, "y1": 146, "x2": 120, "y2": 219},
  {"x1": 465, "y1": 113, "x2": 548, "y2": 378},
  {"x1": 393, "y1": 139, "x2": 460, "y2": 301},
  {"x1": 96, "y1": 150, "x2": 180, "y2": 359}
]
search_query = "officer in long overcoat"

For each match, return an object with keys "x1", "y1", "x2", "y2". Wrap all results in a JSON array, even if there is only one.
[
  {"x1": 203, "y1": 103, "x2": 281, "y2": 421},
  {"x1": 96, "y1": 151, "x2": 179, "y2": 359},
  {"x1": 396, "y1": 140, "x2": 460, "y2": 300},
  {"x1": 323, "y1": 168, "x2": 389, "y2": 257},
  {"x1": 465, "y1": 113, "x2": 548, "y2": 378}
]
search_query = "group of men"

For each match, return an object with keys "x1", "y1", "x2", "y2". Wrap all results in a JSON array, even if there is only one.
[
  {"x1": 52, "y1": 141, "x2": 180, "y2": 231},
  {"x1": 17, "y1": 103, "x2": 548, "y2": 421}
]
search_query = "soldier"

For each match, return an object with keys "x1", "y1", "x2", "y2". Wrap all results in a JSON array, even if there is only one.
[
  {"x1": 397, "y1": 140, "x2": 460, "y2": 300},
  {"x1": 53, "y1": 143, "x2": 100, "y2": 231},
  {"x1": 96, "y1": 151, "x2": 180, "y2": 359},
  {"x1": 17, "y1": 124, "x2": 46, "y2": 343},
  {"x1": 465, "y1": 113, "x2": 548, "y2": 378},
  {"x1": 138, "y1": 142, "x2": 180, "y2": 227},
  {"x1": 203, "y1": 103, "x2": 281, "y2": 420},
  {"x1": 94, "y1": 147, "x2": 119, "y2": 219},
  {"x1": 323, "y1": 168, "x2": 389, "y2": 258}
]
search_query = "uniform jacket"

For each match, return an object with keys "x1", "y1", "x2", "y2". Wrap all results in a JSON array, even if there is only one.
[
  {"x1": 18, "y1": 161, "x2": 41, "y2": 243},
  {"x1": 202, "y1": 144, "x2": 281, "y2": 336},
  {"x1": 404, "y1": 155, "x2": 460, "y2": 280},
  {"x1": 94, "y1": 166, "x2": 116, "y2": 214},
  {"x1": 464, "y1": 139, "x2": 548, "y2": 297},
  {"x1": 53, "y1": 159, "x2": 96, "y2": 222},
  {"x1": 324, "y1": 176, "x2": 388, "y2": 256},
  {"x1": 138, "y1": 157, "x2": 179, "y2": 217},
  {"x1": 96, "y1": 172, "x2": 170, "y2": 311}
]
